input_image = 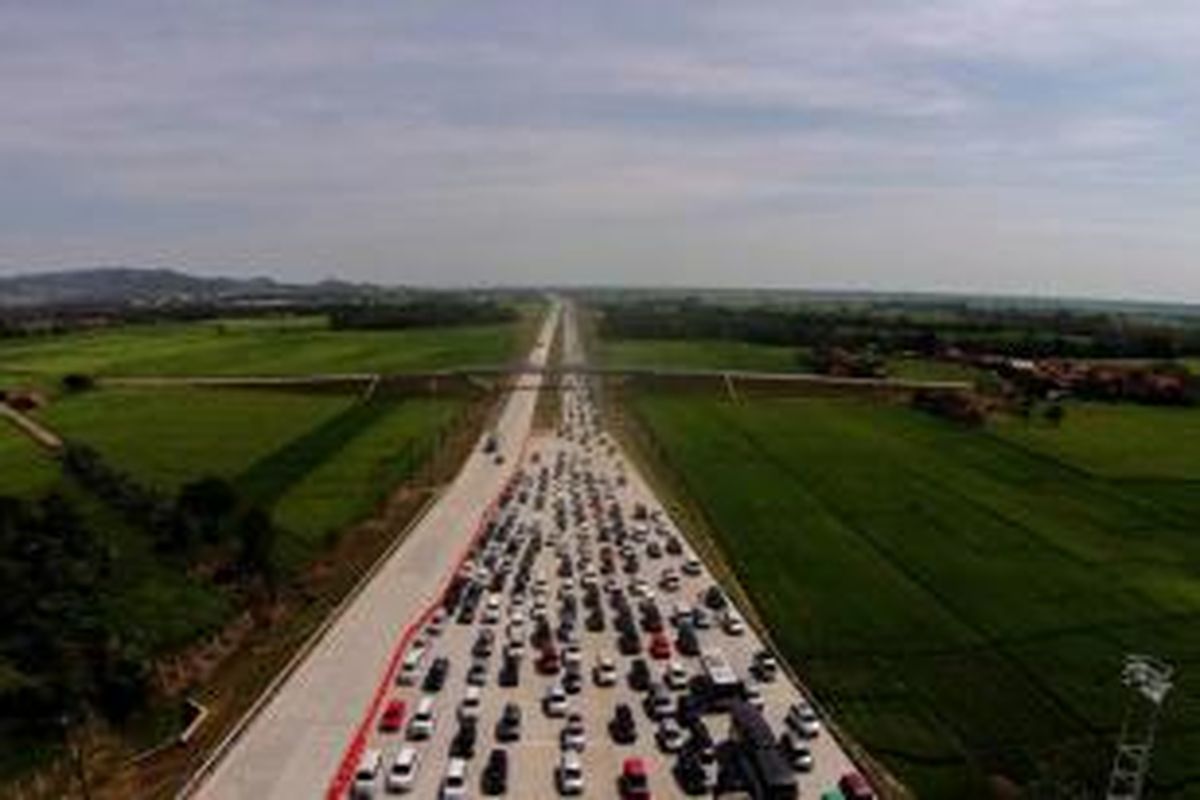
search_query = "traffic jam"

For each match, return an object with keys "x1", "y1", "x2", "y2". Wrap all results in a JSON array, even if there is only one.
[{"x1": 347, "y1": 376, "x2": 874, "y2": 799}]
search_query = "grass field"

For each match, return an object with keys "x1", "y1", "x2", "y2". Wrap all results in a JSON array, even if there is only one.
[
  {"x1": 0, "y1": 315, "x2": 524, "y2": 377},
  {"x1": 630, "y1": 392, "x2": 1200, "y2": 798},
  {"x1": 270, "y1": 398, "x2": 462, "y2": 567},
  {"x1": 886, "y1": 356, "x2": 985, "y2": 385},
  {"x1": 599, "y1": 338, "x2": 803, "y2": 372},
  {"x1": 40, "y1": 387, "x2": 354, "y2": 493},
  {"x1": 0, "y1": 429, "x2": 58, "y2": 497}
]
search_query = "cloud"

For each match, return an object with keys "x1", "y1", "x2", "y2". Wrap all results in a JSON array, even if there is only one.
[{"x1": 0, "y1": 0, "x2": 1197, "y2": 299}]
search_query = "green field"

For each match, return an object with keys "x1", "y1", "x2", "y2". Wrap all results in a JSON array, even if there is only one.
[
  {"x1": 0, "y1": 315, "x2": 523, "y2": 377},
  {"x1": 600, "y1": 338, "x2": 803, "y2": 372},
  {"x1": 631, "y1": 392, "x2": 1200, "y2": 797},
  {"x1": 40, "y1": 388, "x2": 354, "y2": 493},
  {"x1": 270, "y1": 398, "x2": 462, "y2": 566},
  {"x1": 886, "y1": 356, "x2": 985, "y2": 385},
  {"x1": 0, "y1": 429, "x2": 58, "y2": 497}
]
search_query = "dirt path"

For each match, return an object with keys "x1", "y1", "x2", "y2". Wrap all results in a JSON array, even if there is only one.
[{"x1": 0, "y1": 402, "x2": 63, "y2": 451}]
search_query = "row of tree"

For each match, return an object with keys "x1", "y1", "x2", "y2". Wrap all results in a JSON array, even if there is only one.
[
  {"x1": 60, "y1": 444, "x2": 277, "y2": 584},
  {"x1": 328, "y1": 298, "x2": 518, "y2": 331},
  {"x1": 0, "y1": 493, "x2": 150, "y2": 734},
  {"x1": 598, "y1": 300, "x2": 1200, "y2": 359}
]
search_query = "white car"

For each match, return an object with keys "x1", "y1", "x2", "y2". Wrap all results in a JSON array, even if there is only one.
[
  {"x1": 723, "y1": 612, "x2": 746, "y2": 636},
  {"x1": 682, "y1": 558, "x2": 703, "y2": 576},
  {"x1": 407, "y1": 697, "x2": 436, "y2": 740},
  {"x1": 561, "y1": 713, "x2": 586, "y2": 752},
  {"x1": 458, "y1": 686, "x2": 482, "y2": 721},
  {"x1": 656, "y1": 718, "x2": 686, "y2": 753},
  {"x1": 744, "y1": 683, "x2": 765, "y2": 710},
  {"x1": 786, "y1": 702, "x2": 822, "y2": 738},
  {"x1": 544, "y1": 682, "x2": 569, "y2": 717},
  {"x1": 440, "y1": 757, "x2": 468, "y2": 799},
  {"x1": 351, "y1": 748, "x2": 382, "y2": 799},
  {"x1": 556, "y1": 751, "x2": 585, "y2": 795},
  {"x1": 385, "y1": 747, "x2": 419, "y2": 793},
  {"x1": 593, "y1": 654, "x2": 618, "y2": 687},
  {"x1": 664, "y1": 660, "x2": 689, "y2": 690}
]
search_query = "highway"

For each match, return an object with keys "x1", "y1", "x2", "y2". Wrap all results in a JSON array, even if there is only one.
[
  {"x1": 187, "y1": 303, "x2": 561, "y2": 799},
  {"x1": 187, "y1": 299, "x2": 868, "y2": 799}
]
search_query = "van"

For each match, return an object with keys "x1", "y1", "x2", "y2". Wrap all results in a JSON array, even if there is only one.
[
  {"x1": 407, "y1": 697, "x2": 436, "y2": 740},
  {"x1": 351, "y1": 748, "x2": 382, "y2": 799}
]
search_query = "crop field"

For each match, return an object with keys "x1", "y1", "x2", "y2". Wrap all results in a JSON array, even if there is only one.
[
  {"x1": 630, "y1": 392, "x2": 1200, "y2": 797},
  {"x1": 0, "y1": 315, "x2": 523, "y2": 377}
]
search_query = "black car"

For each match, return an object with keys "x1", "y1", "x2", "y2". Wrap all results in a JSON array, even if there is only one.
[
  {"x1": 422, "y1": 656, "x2": 450, "y2": 693},
  {"x1": 618, "y1": 630, "x2": 641, "y2": 656},
  {"x1": 610, "y1": 702, "x2": 637, "y2": 744},
  {"x1": 498, "y1": 654, "x2": 520, "y2": 688},
  {"x1": 481, "y1": 748, "x2": 508, "y2": 795},
  {"x1": 676, "y1": 624, "x2": 700, "y2": 657},
  {"x1": 450, "y1": 718, "x2": 478, "y2": 759},
  {"x1": 628, "y1": 658, "x2": 651, "y2": 691},
  {"x1": 703, "y1": 585, "x2": 727, "y2": 611},
  {"x1": 496, "y1": 702, "x2": 522, "y2": 742},
  {"x1": 673, "y1": 751, "x2": 712, "y2": 796}
]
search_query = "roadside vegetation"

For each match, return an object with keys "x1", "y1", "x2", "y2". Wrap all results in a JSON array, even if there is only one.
[
  {"x1": 624, "y1": 389, "x2": 1200, "y2": 798},
  {"x1": 0, "y1": 303, "x2": 534, "y2": 794}
]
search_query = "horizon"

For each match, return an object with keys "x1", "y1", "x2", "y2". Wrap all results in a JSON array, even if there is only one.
[{"x1": 3, "y1": 2, "x2": 1199, "y2": 299}]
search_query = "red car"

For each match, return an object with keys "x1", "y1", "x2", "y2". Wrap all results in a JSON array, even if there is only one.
[
  {"x1": 648, "y1": 632, "x2": 671, "y2": 660},
  {"x1": 620, "y1": 757, "x2": 651, "y2": 800},
  {"x1": 838, "y1": 772, "x2": 875, "y2": 800},
  {"x1": 378, "y1": 699, "x2": 406, "y2": 733},
  {"x1": 537, "y1": 646, "x2": 561, "y2": 675}
]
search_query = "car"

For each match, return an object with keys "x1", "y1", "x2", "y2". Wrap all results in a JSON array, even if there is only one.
[
  {"x1": 450, "y1": 718, "x2": 478, "y2": 759},
  {"x1": 649, "y1": 632, "x2": 672, "y2": 660},
  {"x1": 498, "y1": 654, "x2": 521, "y2": 687},
  {"x1": 610, "y1": 703, "x2": 638, "y2": 744},
  {"x1": 537, "y1": 646, "x2": 561, "y2": 675},
  {"x1": 786, "y1": 701, "x2": 822, "y2": 738},
  {"x1": 839, "y1": 772, "x2": 876, "y2": 800},
  {"x1": 618, "y1": 630, "x2": 641, "y2": 655},
  {"x1": 441, "y1": 757, "x2": 469, "y2": 799},
  {"x1": 496, "y1": 701, "x2": 522, "y2": 742},
  {"x1": 422, "y1": 656, "x2": 450, "y2": 692},
  {"x1": 779, "y1": 731, "x2": 815, "y2": 772},
  {"x1": 645, "y1": 683, "x2": 673, "y2": 720},
  {"x1": 544, "y1": 682, "x2": 569, "y2": 717},
  {"x1": 722, "y1": 612, "x2": 746, "y2": 636},
  {"x1": 397, "y1": 646, "x2": 427, "y2": 686},
  {"x1": 593, "y1": 654, "x2": 618, "y2": 686},
  {"x1": 743, "y1": 683, "x2": 765, "y2": 710},
  {"x1": 407, "y1": 697, "x2": 436, "y2": 740},
  {"x1": 467, "y1": 660, "x2": 489, "y2": 687},
  {"x1": 674, "y1": 750, "x2": 716, "y2": 796},
  {"x1": 561, "y1": 711, "x2": 586, "y2": 751},
  {"x1": 385, "y1": 746, "x2": 419, "y2": 793},
  {"x1": 675, "y1": 624, "x2": 700, "y2": 657},
  {"x1": 351, "y1": 748, "x2": 382, "y2": 799},
  {"x1": 682, "y1": 558, "x2": 702, "y2": 577},
  {"x1": 656, "y1": 718, "x2": 686, "y2": 752},
  {"x1": 753, "y1": 650, "x2": 779, "y2": 682},
  {"x1": 691, "y1": 607, "x2": 712, "y2": 629},
  {"x1": 458, "y1": 686, "x2": 482, "y2": 721},
  {"x1": 664, "y1": 661, "x2": 688, "y2": 690},
  {"x1": 378, "y1": 699, "x2": 406, "y2": 733},
  {"x1": 628, "y1": 658, "x2": 651, "y2": 691},
  {"x1": 620, "y1": 757, "x2": 651, "y2": 800},
  {"x1": 702, "y1": 585, "x2": 727, "y2": 611},
  {"x1": 481, "y1": 748, "x2": 508, "y2": 796},
  {"x1": 556, "y1": 751, "x2": 585, "y2": 795}
]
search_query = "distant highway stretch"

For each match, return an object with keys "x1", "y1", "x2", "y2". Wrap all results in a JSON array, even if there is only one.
[{"x1": 184, "y1": 299, "x2": 874, "y2": 799}]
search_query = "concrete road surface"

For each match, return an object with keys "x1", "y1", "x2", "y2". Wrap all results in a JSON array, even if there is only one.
[{"x1": 188, "y1": 303, "x2": 561, "y2": 800}]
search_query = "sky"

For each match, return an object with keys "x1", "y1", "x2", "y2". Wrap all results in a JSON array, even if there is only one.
[{"x1": 1, "y1": 0, "x2": 1199, "y2": 300}]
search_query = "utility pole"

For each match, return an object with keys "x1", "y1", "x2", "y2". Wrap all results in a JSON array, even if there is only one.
[{"x1": 1106, "y1": 654, "x2": 1173, "y2": 800}]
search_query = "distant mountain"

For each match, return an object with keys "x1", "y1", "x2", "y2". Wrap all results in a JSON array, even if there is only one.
[{"x1": 0, "y1": 267, "x2": 385, "y2": 308}]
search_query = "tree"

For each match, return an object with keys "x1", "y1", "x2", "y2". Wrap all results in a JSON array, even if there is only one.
[
  {"x1": 1044, "y1": 403, "x2": 1066, "y2": 427},
  {"x1": 236, "y1": 506, "x2": 278, "y2": 586}
]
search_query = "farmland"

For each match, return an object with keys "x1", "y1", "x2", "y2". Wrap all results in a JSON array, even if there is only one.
[
  {"x1": 627, "y1": 391, "x2": 1200, "y2": 797},
  {"x1": 0, "y1": 314, "x2": 524, "y2": 377},
  {"x1": 0, "y1": 429, "x2": 57, "y2": 497}
]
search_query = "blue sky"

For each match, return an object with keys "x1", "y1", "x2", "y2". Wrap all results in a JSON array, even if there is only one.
[{"x1": 2, "y1": 0, "x2": 1198, "y2": 300}]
